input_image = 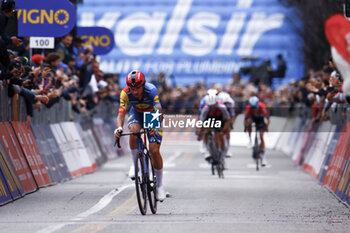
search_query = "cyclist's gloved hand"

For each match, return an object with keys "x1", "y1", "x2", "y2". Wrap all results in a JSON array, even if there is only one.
[{"x1": 114, "y1": 127, "x2": 123, "y2": 138}]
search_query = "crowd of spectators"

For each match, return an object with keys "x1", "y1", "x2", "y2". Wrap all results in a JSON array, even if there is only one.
[
  {"x1": 1, "y1": 39, "x2": 349, "y2": 126},
  {"x1": 0, "y1": 32, "x2": 122, "y2": 124},
  {"x1": 0, "y1": 0, "x2": 348, "y2": 125}
]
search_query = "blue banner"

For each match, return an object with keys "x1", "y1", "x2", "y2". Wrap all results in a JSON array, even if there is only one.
[
  {"x1": 78, "y1": 0, "x2": 304, "y2": 86},
  {"x1": 16, "y1": 0, "x2": 76, "y2": 37},
  {"x1": 77, "y1": 27, "x2": 115, "y2": 55},
  {"x1": 0, "y1": 140, "x2": 23, "y2": 201}
]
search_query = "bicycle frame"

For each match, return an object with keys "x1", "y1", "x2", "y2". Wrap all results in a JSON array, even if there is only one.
[{"x1": 115, "y1": 130, "x2": 158, "y2": 214}]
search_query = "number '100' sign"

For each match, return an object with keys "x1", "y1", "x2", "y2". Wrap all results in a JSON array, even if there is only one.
[{"x1": 30, "y1": 37, "x2": 55, "y2": 49}]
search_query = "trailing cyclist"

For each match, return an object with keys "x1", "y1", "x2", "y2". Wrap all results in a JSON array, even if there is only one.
[
  {"x1": 218, "y1": 91, "x2": 236, "y2": 158},
  {"x1": 197, "y1": 88, "x2": 219, "y2": 155},
  {"x1": 114, "y1": 70, "x2": 166, "y2": 201},
  {"x1": 244, "y1": 96, "x2": 270, "y2": 166},
  {"x1": 197, "y1": 94, "x2": 231, "y2": 164}
]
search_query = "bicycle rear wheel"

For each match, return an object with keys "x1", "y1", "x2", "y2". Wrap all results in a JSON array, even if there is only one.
[
  {"x1": 146, "y1": 155, "x2": 157, "y2": 214},
  {"x1": 135, "y1": 151, "x2": 148, "y2": 215}
]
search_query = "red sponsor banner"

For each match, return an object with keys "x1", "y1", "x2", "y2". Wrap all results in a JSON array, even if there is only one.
[
  {"x1": 0, "y1": 123, "x2": 37, "y2": 193},
  {"x1": 323, "y1": 122, "x2": 350, "y2": 192},
  {"x1": 11, "y1": 122, "x2": 51, "y2": 187}
]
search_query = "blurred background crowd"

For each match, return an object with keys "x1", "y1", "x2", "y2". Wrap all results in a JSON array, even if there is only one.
[
  {"x1": 1, "y1": 36, "x2": 348, "y2": 125},
  {"x1": 0, "y1": 0, "x2": 348, "y2": 125}
]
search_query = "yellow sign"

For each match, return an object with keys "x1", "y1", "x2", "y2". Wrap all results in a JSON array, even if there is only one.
[
  {"x1": 81, "y1": 35, "x2": 111, "y2": 47},
  {"x1": 17, "y1": 9, "x2": 70, "y2": 25}
]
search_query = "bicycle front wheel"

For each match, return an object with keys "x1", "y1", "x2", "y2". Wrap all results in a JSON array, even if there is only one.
[
  {"x1": 135, "y1": 151, "x2": 148, "y2": 215},
  {"x1": 146, "y1": 155, "x2": 157, "y2": 214}
]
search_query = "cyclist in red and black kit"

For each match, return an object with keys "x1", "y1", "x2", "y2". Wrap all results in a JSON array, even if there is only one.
[
  {"x1": 244, "y1": 96, "x2": 270, "y2": 166},
  {"x1": 197, "y1": 94, "x2": 231, "y2": 163}
]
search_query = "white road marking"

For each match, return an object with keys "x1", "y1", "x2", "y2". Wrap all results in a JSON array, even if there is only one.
[
  {"x1": 247, "y1": 164, "x2": 272, "y2": 168},
  {"x1": 102, "y1": 163, "x2": 128, "y2": 169},
  {"x1": 36, "y1": 184, "x2": 133, "y2": 233},
  {"x1": 199, "y1": 163, "x2": 211, "y2": 168},
  {"x1": 164, "y1": 151, "x2": 183, "y2": 168},
  {"x1": 224, "y1": 175, "x2": 273, "y2": 179}
]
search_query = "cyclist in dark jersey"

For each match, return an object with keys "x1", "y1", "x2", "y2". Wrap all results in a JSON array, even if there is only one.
[
  {"x1": 244, "y1": 96, "x2": 270, "y2": 166},
  {"x1": 114, "y1": 70, "x2": 166, "y2": 201}
]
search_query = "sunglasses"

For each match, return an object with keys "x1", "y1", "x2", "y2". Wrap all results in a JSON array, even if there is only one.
[{"x1": 130, "y1": 86, "x2": 142, "y2": 90}]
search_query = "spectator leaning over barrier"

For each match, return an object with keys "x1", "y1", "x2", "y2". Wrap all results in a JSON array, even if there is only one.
[{"x1": 55, "y1": 34, "x2": 74, "y2": 64}]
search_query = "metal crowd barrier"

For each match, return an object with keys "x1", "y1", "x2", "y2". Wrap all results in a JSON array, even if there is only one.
[
  {"x1": 0, "y1": 84, "x2": 349, "y2": 125},
  {"x1": 0, "y1": 85, "x2": 27, "y2": 122}
]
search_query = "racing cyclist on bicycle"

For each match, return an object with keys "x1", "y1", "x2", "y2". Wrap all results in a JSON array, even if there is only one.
[
  {"x1": 197, "y1": 89, "x2": 219, "y2": 155},
  {"x1": 114, "y1": 70, "x2": 166, "y2": 201},
  {"x1": 197, "y1": 94, "x2": 231, "y2": 164},
  {"x1": 244, "y1": 96, "x2": 270, "y2": 166},
  {"x1": 218, "y1": 91, "x2": 236, "y2": 158}
]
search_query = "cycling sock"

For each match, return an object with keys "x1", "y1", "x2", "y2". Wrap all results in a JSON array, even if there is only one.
[
  {"x1": 260, "y1": 151, "x2": 265, "y2": 159},
  {"x1": 219, "y1": 149, "x2": 225, "y2": 161},
  {"x1": 131, "y1": 149, "x2": 138, "y2": 166},
  {"x1": 155, "y1": 169, "x2": 163, "y2": 188},
  {"x1": 225, "y1": 137, "x2": 230, "y2": 154}
]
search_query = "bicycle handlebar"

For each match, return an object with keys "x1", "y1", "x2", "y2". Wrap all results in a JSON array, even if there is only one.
[{"x1": 114, "y1": 130, "x2": 160, "y2": 148}]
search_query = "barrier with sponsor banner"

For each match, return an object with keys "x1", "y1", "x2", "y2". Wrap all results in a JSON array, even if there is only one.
[
  {"x1": 0, "y1": 140, "x2": 23, "y2": 197},
  {"x1": 274, "y1": 117, "x2": 350, "y2": 206},
  {"x1": 10, "y1": 122, "x2": 52, "y2": 187},
  {"x1": 0, "y1": 123, "x2": 37, "y2": 194},
  {"x1": 31, "y1": 125, "x2": 71, "y2": 183}
]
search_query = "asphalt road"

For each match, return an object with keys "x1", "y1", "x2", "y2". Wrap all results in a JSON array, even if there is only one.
[{"x1": 0, "y1": 140, "x2": 349, "y2": 233}]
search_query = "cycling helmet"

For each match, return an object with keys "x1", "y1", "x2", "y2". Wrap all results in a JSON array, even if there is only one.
[
  {"x1": 218, "y1": 92, "x2": 231, "y2": 103},
  {"x1": 205, "y1": 94, "x2": 217, "y2": 106},
  {"x1": 1, "y1": 0, "x2": 15, "y2": 13},
  {"x1": 126, "y1": 70, "x2": 145, "y2": 88},
  {"x1": 248, "y1": 96, "x2": 259, "y2": 108},
  {"x1": 207, "y1": 88, "x2": 218, "y2": 96}
]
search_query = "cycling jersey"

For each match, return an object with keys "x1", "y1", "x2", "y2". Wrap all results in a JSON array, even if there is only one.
[
  {"x1": 118, "y1": 82, "x2": 163, "y2": 143},
  {"x1": 118, "y1": 83, "x2": 162, "y2": 114},
  {"x1": 198, "y1": 96, "x2": 224, "y2": 116},
  {"x1": 245, "y1": 101, "x2": 269, "y2": 131},
  {"x1": 244, "y1": 102, "x2": 269, "y2": 119},
  {"x1": 200, "y1": 102, "x2": 230, "y2": 121}
]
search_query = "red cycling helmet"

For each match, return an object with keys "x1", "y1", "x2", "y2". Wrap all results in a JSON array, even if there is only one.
[{"x1": 126, "y1": 70, "x2": 146, "y2": 88}]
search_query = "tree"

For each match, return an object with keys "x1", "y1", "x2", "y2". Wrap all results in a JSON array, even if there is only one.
[{"x1": 279, "y1": 0, "x2": 343, "y2": 72}]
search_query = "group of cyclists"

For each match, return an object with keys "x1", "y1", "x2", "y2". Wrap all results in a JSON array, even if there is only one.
[{"x1": 114, "y1": 70, "x2": 270, "y2": 202}]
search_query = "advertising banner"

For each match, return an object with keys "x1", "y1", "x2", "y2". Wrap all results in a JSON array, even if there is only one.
[
  {"x1": 78, "y1": 0, "x2": 304, "y2": 86},
  {"x1": 0, "y1": 170, "x2": 12, "y2": 205},
  {"x1": 16, "y1": 0, "x2": 76, "y2": 37},
  {"x1": 0, "y1": 123, "x2": 37, "y2": 193},
  {"x1": 10, "y1": 122, "x2": 51, "y2": 187},
  {"x1": 31, "y1": 125, "x2": 62, "y2": 184},
  {"x1": 323, "y1": 122, "x2": 350, "y2": 192},
  {"x1": 60, "y1": 122, "x2": 97, "y2": 174},
  {"x1": 77, "y1": 26, "x2": 115, "y2": 55},
  {"x1": 50, "y1": 123, "x2": 81, "y2": 177},
  {"x1": 302, "y1": 122, "x2": 333, "y2": 179},
  {"x1": 336, "y1": 158, "x2": 350, "y2": 206},
  {"x1": 318, "y1": 125, "x2": 343, "y2": 184},
  {"x1": 0, "y1": 140, "x2": 23, "y2": 199},
  {"x1": 42, "y1": 125, "x2": 71, "y2": 181}
]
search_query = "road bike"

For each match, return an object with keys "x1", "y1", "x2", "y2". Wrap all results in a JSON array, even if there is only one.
[
  {"x1": 206, "y1": 129, "x2": 224, "y2": 179},
  {"x1": 115, "y1": 130, "x2": 158, "y2": 215},
  {"x1": 252, "y1": 124, "x2": 262, "y2": 171}
]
